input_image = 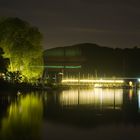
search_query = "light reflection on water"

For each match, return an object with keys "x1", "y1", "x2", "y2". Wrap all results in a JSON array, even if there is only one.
[
  {"x1": 60, "y1": 88, "x2": 123, "y2": 109},
  {"x1": 138, "y1": 90, "x2": 140, "y2": 110},
  {"x1": 0, "y1": 88, "x2": 140, "y2": 140},
  {"x1": 0, "y1": 93, "x2": 43, "y2": 140}
]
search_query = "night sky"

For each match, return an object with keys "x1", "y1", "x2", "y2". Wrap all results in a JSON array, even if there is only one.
[{"x1": 0, "y1": 0, "x2": 140, "y2": 49}]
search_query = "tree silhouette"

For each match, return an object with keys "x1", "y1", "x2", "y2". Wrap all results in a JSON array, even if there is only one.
[{"x1": 0, "y1": 47, "x2": 9, "y2": 76}]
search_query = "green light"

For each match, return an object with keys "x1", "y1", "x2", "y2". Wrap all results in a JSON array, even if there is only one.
[
  {"x1": 30, "y1": 65, "x2": 81, "y2": 69},
  {"x1": 65, "y1": 66, "x2": 81, "y2": 69},
  {"x1": 46, "y1": 66, "x2": 64, "y2": 68}
]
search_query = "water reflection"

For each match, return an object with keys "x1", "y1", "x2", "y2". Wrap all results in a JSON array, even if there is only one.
[
  {"x1": 138, "y1": 90, "x2": 140, "y2": 111},
  {"x1": 60, "y1": 88, "x2": 123, "y2": 109},
  {"x1": 0, "y1": 93, "x2": 43, "y2": 140},
  {"x1": 0, "y1": 88, "x2": 140, "y2": 140},
  {"x1": 45, "y1": 88, "x2": 140, "y2": 127}
]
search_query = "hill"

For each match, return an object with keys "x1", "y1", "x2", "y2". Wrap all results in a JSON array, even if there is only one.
[{"x1": 44, "y1": 43, "x2": 140, "y2": 77}]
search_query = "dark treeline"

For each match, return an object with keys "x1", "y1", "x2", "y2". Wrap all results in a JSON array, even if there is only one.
[{"x1": 44, "y1": 43, "x2": 140, "y2": 77}]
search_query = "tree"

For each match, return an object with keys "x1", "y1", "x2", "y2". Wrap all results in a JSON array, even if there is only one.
[
  {"x1": 0, "y1": 17, "x2": 43, "y2": 81},
  {"x1": 0, "y1": 47, "x2": 9, "y2": 75},
  {"x1": 6, "y1": 71, "x2": 22, "y2": 83}
]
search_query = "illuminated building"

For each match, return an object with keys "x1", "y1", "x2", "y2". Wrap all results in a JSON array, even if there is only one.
[
  {"x1": 43, "y1": 47, "x2": 85, "y2": 82},
  {"x1": 43, "y1": 44, "x2": 140, "y2": 87}
]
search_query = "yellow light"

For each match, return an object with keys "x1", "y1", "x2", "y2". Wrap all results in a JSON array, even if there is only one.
[
  {"x1": 62, "y1": 79, "x2": 79, "y2": 83},
  {"x1": 94, "y1": 84, "x2": 102, "y2": 88},
  {"x1": 59, "y1": 88, "x2": 123, "y2": 108},
  {"x1": 1, "y1": 93, "x2": 43, "y2": 139},
  {"x1": 62, "y1": 79, "x2": 124, "y2": 83},
  {"x1": 129, "y1": 89, "x2": 133, "y2": 100},
  {"x1": 129, "y1": 81, "x2": 133, "y2": 87}
]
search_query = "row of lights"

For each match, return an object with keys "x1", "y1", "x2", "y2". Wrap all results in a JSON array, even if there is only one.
[{"x1": 62, "y1": 79, "x2": 124, "y2": 83}]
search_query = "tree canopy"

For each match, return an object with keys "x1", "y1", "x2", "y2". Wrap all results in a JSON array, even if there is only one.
[
  {"x1": 0, "y1": 17, "x2": 43, "y2": 81},
  {"x1": 0, "y1": 47, "x2": 9, "y2": 74}
]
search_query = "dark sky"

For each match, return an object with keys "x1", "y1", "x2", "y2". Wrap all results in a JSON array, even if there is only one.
[{"x1": 0, "y1": 0, "x2": 140, "y2": 49}]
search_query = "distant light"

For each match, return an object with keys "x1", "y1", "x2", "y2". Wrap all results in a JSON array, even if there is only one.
[
  {"x1": 62, "y1": 79, "x2": 124, "y2": 83},
  {"x1": 129, "y1": 81, "x2": 133, "y2": 87},
  {"x1": 138, "y1": 79, "x2": 140, "y2": 82},
  {"x1": 62, "y1": 79, "x2": 78, "y2": 83},
  {"x1": 58, "y1": 72, "x2": 63, "y2": 75},
  {"x1": 17, "y1": 91, "x2": 21, "y2": 96},
  {"x1": 94, "y1": 84, "x2": 102, "y2": 88}
]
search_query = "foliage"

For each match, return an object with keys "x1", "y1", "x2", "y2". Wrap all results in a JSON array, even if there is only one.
[
  {"x1": 0, "y1": 17, "x2": 43, "y2": 81},
  {"x1": 6, "y1": 71, "x2": 22, "y2": 83},
  {"x1": 0, "y1": 47, "x2": 9, "y2": 74}
]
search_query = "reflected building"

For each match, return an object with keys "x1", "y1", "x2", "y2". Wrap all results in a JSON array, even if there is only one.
[
  {"x1": 59, "y1": 88, "x2": 123, "y2": 110},
  {"x1": 45, "y1": 88, "x2": 140, "y2": 126}
]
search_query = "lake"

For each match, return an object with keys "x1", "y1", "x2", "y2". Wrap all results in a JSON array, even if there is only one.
[{"x1": 0, "y1": 88, "x2": 140, "y2": 140}]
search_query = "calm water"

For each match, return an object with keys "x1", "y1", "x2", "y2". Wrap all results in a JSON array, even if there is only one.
[{"x1": 0, "y1": 88, "x2": 140, "y2": 140}]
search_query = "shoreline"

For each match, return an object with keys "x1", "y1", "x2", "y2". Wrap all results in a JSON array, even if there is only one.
[{"x1": 0, "y1": 80, "x2": 138, "y2": 94}]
